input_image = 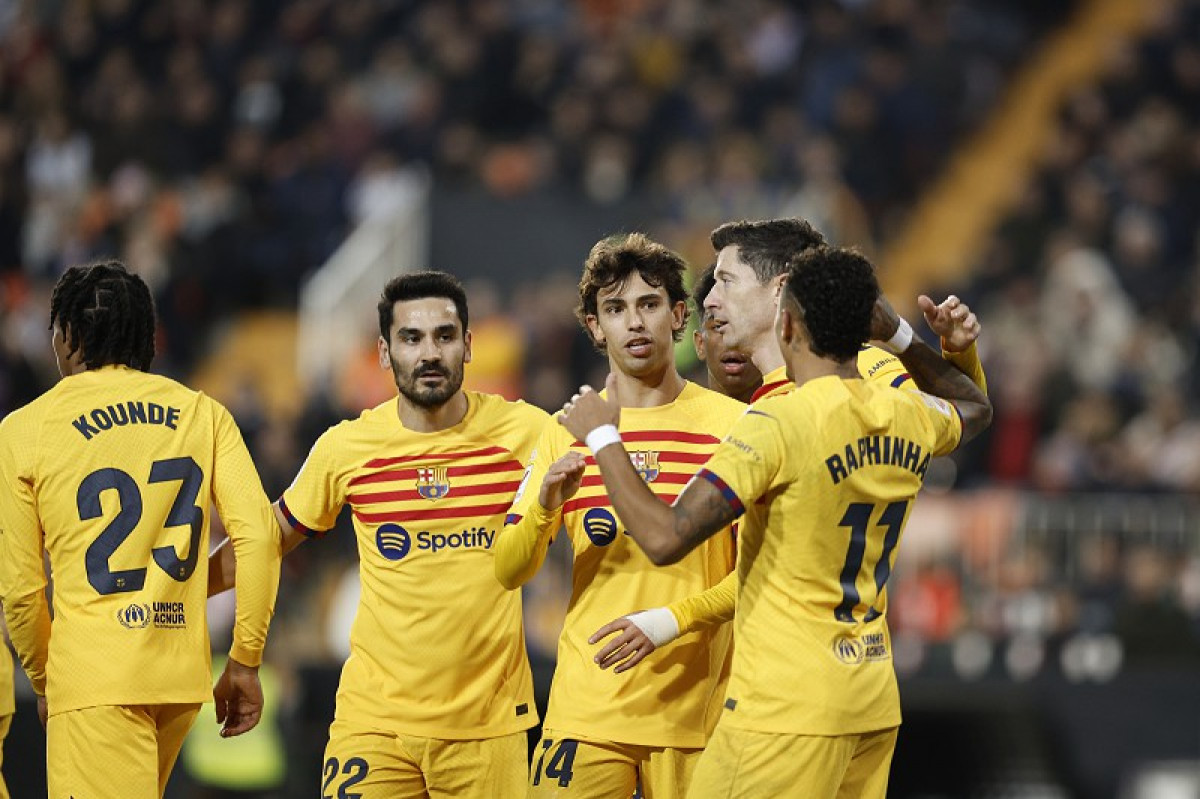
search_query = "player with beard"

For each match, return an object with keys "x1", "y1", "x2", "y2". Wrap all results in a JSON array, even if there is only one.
[
  {"x1": 495, "y1": 234, "x2": 745, "y2": 798},
  {"x1": 210, "y1": 271, "x2": 547, "y2": 798},
  {"x1": 689, "y1": 264, "x2": 761, "y2": 404}
]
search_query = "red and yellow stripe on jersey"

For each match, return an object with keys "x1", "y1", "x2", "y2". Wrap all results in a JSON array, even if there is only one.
[
  {"x1": 496, "y1": 381, "x2": 745, "y2": 748},
  {"x1": 280, "y1": 392, "x2": 548, "y2": 740},
  {"x1": 701, "y1": 377, "x2": 962, "y2": 736}
]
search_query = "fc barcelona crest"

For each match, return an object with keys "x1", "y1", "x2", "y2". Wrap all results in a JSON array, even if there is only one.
[
  {"x1": 630, "y1": 450, "x2": 660, "y2": 483},
  {"x1": 416, "y1": 466, "x2": 451, "y2": 500}
]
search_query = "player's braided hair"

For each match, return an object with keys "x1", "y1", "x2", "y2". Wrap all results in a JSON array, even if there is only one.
[
  {"x1": 378, "y1": 271, "x2": 469, "y2": 339},
  {"x1": 49, "y1": 260, "x2": 156, "y2": 371},
  {"x1": 784, "y1": 246, "x2": 878, "y2": 362},
  {"x1": 576, "y1": 232, "x2": 691, "y2": 348},
  {"x1": 710, "y1": 218, "x2": 826, "y2": 283},
  {"x1": 691, "y1": 263, "x2": 716, "y2": 322}
]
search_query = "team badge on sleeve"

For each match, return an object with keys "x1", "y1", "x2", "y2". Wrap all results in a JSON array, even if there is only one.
[{"x1": 416, "y1": 466, "x2": 451, "y2": 500}]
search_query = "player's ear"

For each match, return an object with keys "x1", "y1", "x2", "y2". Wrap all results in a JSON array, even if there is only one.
[
  {"x1": 377, "y1": 336, "x2": 390, "y2": 370},
  {"x1": 462, "y1": 329, "x2": 473, "y2": 364},
  {"x1": 693, "y1": 327, "x2": 706, "y2": 360},
  {"x1": 770, "y1": 273, "x2": 787, "y2": 301},
  {"x1": 670, "y1": 300, "x2": 686, "y2": 332},
  {"x1": 585, "y1": 314, "x2": 605, "y2": 348}
]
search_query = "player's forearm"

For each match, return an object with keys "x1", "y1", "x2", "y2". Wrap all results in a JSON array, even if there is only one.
[
  {"x1": 207, "y1": 538, "x2": 237, "y2": 597},
  {"x1": 942, "y1": 341, "x2": 988, "y2": 395},
  {"x1": 668, "y1": 569, "x2": 737, "y2": 634},
  {"x1": 897, "y1": 340, "x2": 993, "y2": 442},
  {"x1": 592, "y1": 444, "x2": 686, "y2": 566},
  {"x1": 227, "y1": 522, "x2": 282, "y2": 668},
  {"x1": 4, "y1": 590, "x2": 50, "y2": 695},
  {"x1": 494, "y1": 503, "x2": 558, "y2": 589}
]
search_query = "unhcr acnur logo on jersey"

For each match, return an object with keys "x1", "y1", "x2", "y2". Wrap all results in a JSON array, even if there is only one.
[{"x1": 117, "y1": 603, "x2": 151, "y2": 629}]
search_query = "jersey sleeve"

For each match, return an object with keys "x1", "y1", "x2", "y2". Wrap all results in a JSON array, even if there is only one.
[
  {"x1": 859, "y1": 345, "x2": 911, "y2": 389},
  {"x1": 0, "y1": 416, "x2": 51, "y2": 694},
  {"x1": 909, "y1": 391, "x2": 964, "y2": 456},
  {"x1": 211, "y1": 403, "x2": 281, "y2": 668},
  {"x1": 696, "y1": 406, "x2": 788, "y2": 518},
  {"x1": 494, "y1": 418, "x2": 564, "y2": 590},
  {"x1": 667, "y1": 569, "x2": 737, "y2": 634},
  {"x1": 279, "y1": 426, "x2": 347, "y2": 535},
  {"x1": 942, "y1": 341, "x2": 988, "y2": 395}
]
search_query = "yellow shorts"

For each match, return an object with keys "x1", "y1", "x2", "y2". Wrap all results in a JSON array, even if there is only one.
[
  {"x1": 323, "y1": 718, "x2": 527, "y2": 798},
  {"x1": 528, "y1": 729, "x2": 702, "y2": 799},
  {"x1": 0, "y1": 713, "x2": 10, "y2": 799},
  {"x1": 688, "y1": 723, "x2": 898, "y2": 799},
  {"x1": 46, "y1": 702, "x2": 201, "y2": 799}
]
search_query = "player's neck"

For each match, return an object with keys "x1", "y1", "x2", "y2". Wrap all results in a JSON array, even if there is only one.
[
  {"x1": 787, "y1": 351, "x2": 860, "y2": 389},
  {"x1": 750, "y1": 333, "x2": 785, "y2": 376},
  {"x1": 611, "y1": 365, "x2": 687, "y2": 408},
  {"x1": 395, "y1": 391, "x2": 469, "y2": 433}
]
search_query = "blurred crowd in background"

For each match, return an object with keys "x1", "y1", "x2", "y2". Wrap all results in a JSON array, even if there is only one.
[{"x1": 2, "y1": 0, "x2": 1200, "y2": 793}]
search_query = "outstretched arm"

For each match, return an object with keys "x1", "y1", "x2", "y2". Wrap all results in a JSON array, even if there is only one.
[
  {"x1": 873, "y1": 297, "x2": 992, "y2": 442},
  {"x1": 588, "y1": 569, "x2": 739, "y2": 672},
  {"x1": 559, "y1": 377, "x2": 739, "y2": 566}
]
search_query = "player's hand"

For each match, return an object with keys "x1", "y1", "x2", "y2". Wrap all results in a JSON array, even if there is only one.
[
  {"x1": 37, "y1": 694, "x2": 48, "y2": 729},
  {"x1": 539, "y1": 451, "x2": 587, "y2": 510},
  {"x1": 213, "y1": 658, "x2": 264, "y2": 738},
  {"x1": 919, "y1": 294, "x2": 979, "y2": 353},
  {"x1": 589, "y1": 616, "x2": 657, "y2": 673},
  {"x1": 869, "y1": 295, "x2": 902, "y2": 342},
  {"x1": 558, "y1": 374, "x2": 621, "y2": 442}
]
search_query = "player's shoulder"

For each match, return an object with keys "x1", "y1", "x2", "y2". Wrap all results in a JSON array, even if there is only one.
[
  {"x1": 679, "y1": 381, "x2": 747, "y2": 418},
  {"x1": 469, "y1": 391, "x2": 551, "y2": 425},
  {"x1": 856, "y1": 344, "x2": 906, "y2": 384}
]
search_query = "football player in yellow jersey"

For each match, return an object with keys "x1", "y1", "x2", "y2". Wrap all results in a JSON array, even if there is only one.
[
  {"x1": 495, "y1": 233, "x2": 745, "y2": 798},
  {"x1": 690, "y1": 264, "x2": 762, "y2": 404},
  {"x1": 592, "y1": 220, "x2": 985, "y2": 672},
  {"x1": 560, "y1": 246, "x2": 992, "y2": 799},
  {"x1": 209, "y1": 271, "x2": 547, "y2": 798},
  {"x1": 0, "y1": 261, "x2": 280, "y2": 799}
]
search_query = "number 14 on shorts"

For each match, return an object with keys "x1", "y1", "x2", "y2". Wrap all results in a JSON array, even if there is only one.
[{"x1": 532, "y1": 739, "x2": 577, "y2": 787}]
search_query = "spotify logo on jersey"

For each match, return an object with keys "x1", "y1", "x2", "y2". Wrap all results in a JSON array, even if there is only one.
[
  {"x1": 376, "y1": 523, "x2": 412, "y2": 561},
  {"x1": 583, "y1": 508, "x2": 619, "y2": 547}
]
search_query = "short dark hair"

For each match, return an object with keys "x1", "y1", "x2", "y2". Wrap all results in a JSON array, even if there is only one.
[
  {"x1": 576, "y1": 233, "x2": 690, "y2": 346},
  {"x1": 784, "y1": 246, "x2": 878, "y2": 362},
  {"x1": 691, "y1": 263, "x2": 716, "y2": 322},
  {"x1": 710, "y1": 218, "x2": 826, "y2": 283},
  {"x1": 378, "y1": 271, "x2": 469, "y2": 339},
  {"x1": 49, "y1": 259, "x2": 156, "y2": 371}
]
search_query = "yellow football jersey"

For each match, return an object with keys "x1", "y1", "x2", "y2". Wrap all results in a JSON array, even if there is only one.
[
  {"x1": 698, "y1": 376, "x2": 961, "y2": 735},
  {"x1": 0, "y1": 366, "x2": 278, "y2": 713},
  {"x1": 497, "y1": 381, "x2": 744, "y2": 748},
  {"x1": 751, "y1": 345, "x2": 910, "y2": 403},
  {"x1": 280, "y1": 391, "x2": 547, "y2": 739}
]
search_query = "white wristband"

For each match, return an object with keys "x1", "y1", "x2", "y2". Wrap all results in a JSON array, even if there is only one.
[
  {"x1": 885, "y1": 318, "x2": 913, "y2": 354},
  {"x1": 626, "y1": 607, "x2": 681, "y2": 648},
  {"x1": 585, "y1": 424, "x2": 622, "y2": 454}
]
